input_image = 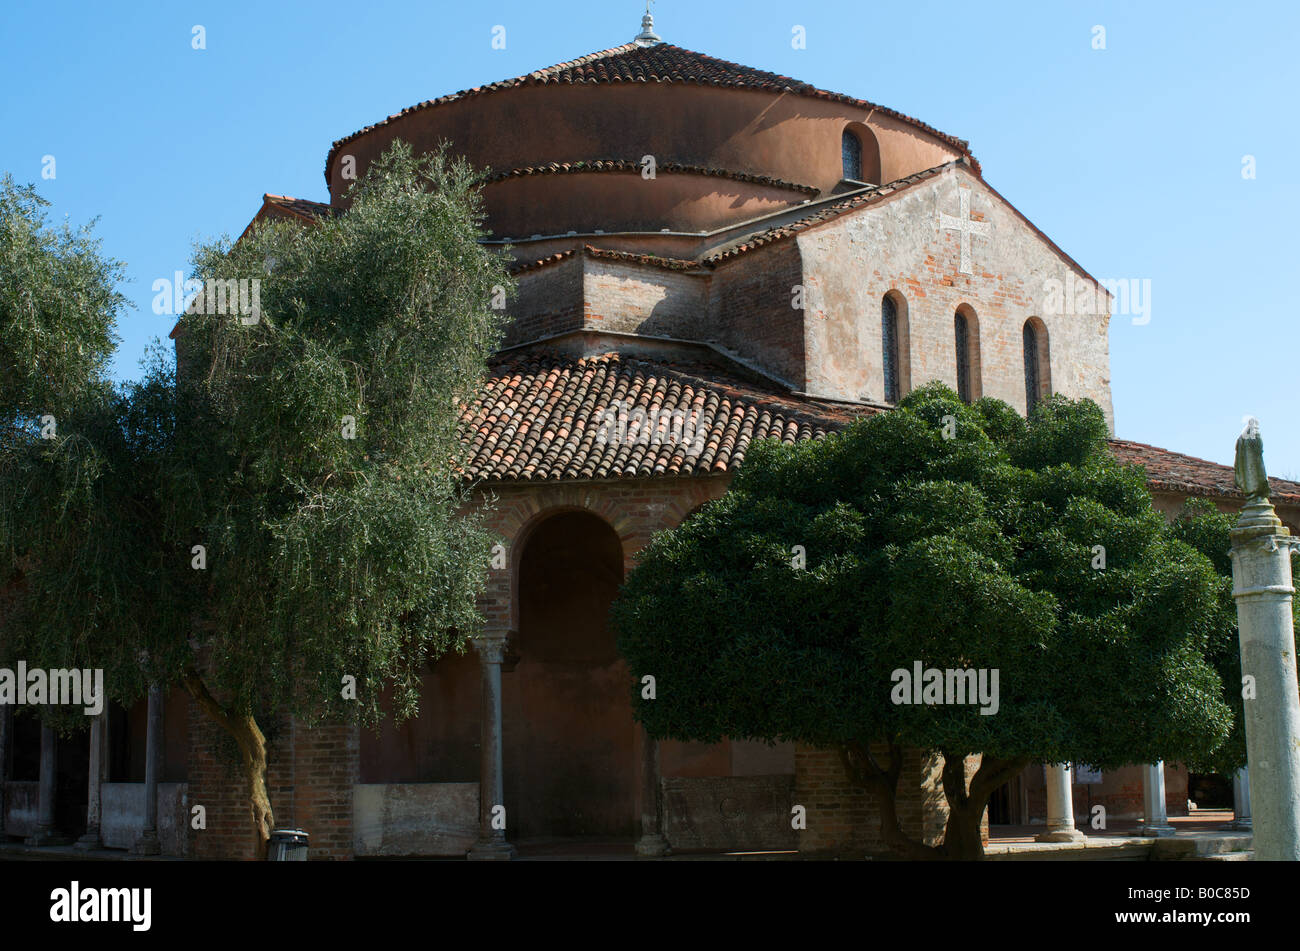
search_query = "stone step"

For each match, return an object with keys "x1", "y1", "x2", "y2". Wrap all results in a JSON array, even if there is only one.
[{"x1": 1150, "y1": 833, "x2": 1252, "y2": 860}]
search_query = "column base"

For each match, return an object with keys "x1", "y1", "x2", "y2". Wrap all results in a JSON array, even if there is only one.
[
  {"x1": 25, "y1": 828, "x2": 68, "y2": 847},
  {"x1": 1226, "y1": 818, "x2": 1252, "y2": 831},
  {"x1": 1035, "y1": 826, "x2": 1086, "y2": 844},
  {"x1": 467, "y1": 838, "x2": 516, "y2": 861},
  {"x1": 1139, "y1": 824, "x2": 1177, "y2": 837},
  {"x1": 132, "y1": 831, "x2": 161, "y2": 855},
  {"x1": 74, "y1": 830, "x2": 103, "y2": 851},
  {"x1": 635, "y1": 833, "x2": 671, "y2": 857}
]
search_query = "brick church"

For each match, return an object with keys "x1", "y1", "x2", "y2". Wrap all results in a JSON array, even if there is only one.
[{"x1": 4, "y1": 12, "x2": 1297, "y2": 859}]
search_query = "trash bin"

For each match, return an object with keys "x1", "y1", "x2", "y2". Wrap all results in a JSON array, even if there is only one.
[{"x1": 267, "y1": 829, "x2": 309, "y2": 861}]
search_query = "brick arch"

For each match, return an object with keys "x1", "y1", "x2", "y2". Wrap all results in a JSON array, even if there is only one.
[
  {"x1": 505, "y1": 506, "x2": 635, "y2": 837},
  {"x1": 504, "y1": 501, "x2": 623, "y2": 633}
]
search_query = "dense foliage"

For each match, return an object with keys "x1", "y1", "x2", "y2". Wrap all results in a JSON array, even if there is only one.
[{"x1": 613, "y1": 383, "x2": 1240, "y2": 856}]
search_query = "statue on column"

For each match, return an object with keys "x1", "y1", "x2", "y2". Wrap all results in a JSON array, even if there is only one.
[{"x1": 1235, "y1": 417, "x2": 1270, "y2": 502}]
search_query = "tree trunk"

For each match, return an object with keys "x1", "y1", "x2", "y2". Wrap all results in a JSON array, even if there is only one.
[
  {"x1": 839, "y1": 740, "x2": 942, "y2": 860},
  {"x1": 839, "y1": 742, "x2": 1030, "y2": 861},
  {"x1": 182, "y1": 670, "x2": 274, "y2": 856},
  {"x1": 937, "y1": 751, "x2": 1031, "y2": 860}
]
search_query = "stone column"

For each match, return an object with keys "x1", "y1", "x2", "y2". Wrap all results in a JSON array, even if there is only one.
[
  {"x1": 0, "y1": 704, "x2": 10, "y2": 837},
  {"x1": 1036, "y1": 763, "x2": 1084, "y2": 842},
  {"x1": 1230, "y1": 496, "x2": 1300, "y2": 860},
  {"x1": 26, "y1": 720, "x2": 58, "y2": 846},
  {"x1": 1140, "y1": 762, "x2": 1176, "y2": 836},
  {"x1": 1229, "y1": 767, "x2": 1252, "y2": 831},
  {"x1": 468, "y1": 631, "x2": 515, "y2": 861},
  {"x1": 635, "y1": 728, "x2": 669, "y2": 857},
  {"x1": 133, "y1": 684, "x2": 162, "y2": 855},
  {"x1": 76, "y1": 711, "x2": 107, "y2": 849}
]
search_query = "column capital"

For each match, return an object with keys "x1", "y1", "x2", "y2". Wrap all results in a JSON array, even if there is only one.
[{"x1": 472, "y1": 629, "x2": 515, "y2": 665}]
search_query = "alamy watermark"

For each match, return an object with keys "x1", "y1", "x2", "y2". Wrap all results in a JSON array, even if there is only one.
[
  {"x1": 1043, "y1": 272, "x2": 1151, "y2": 325},
  {"x1": 890, "y1": 661, "x2": 999, "y2": 715},
  {"x1": 595, "y1": 400, "x2": 704, "y2": 449},
  {"x1": 152, "y1": 272, "x2": 261, "y2": 324},
  {"x1": 0, "y1": 662, "x2": 104, "y2": 715}
]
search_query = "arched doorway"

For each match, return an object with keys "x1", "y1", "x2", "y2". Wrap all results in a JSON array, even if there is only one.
[{"x1": 504, "y1": 510, "x2": 635, "y2": 840}]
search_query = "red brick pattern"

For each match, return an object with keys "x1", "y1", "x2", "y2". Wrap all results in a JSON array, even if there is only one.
[{"x1": 795, "y1": 745, "x2": 987, "y2": 855}]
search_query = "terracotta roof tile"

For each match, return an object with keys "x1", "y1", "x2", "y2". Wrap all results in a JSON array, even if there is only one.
[
  {"x1": 262, "y1": 194, "x2": 335, "y2": 221},
  {"x1": 508, "y1": 245, "x2": 700, "y2": 275},
  {"x1": 1111, "y1": 438, "x2": 1300, "y2": 506},
  {"x1": 458, "y1": 351, "x2": 866, "y2": 482},
  {"x1": 457, "y1": 354, "x2": 1299, "y2": 510},
  {"x1": 704, "y1": 162, "x2": 960, "y2": 264},
  {"x1": 486, "y1": 160, "x2": 819, "y2": 195}
]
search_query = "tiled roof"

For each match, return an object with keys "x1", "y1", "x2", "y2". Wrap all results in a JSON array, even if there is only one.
[
  {"x1": 459, "y1": 351, "x2": 867, "y2": 482},
  {"x1": 237, "y1": 194, "x2": 335, "y2": 244},
  {"x1": 701, "y1": 159, "x2": 1105, "y2": 292},
  {"x1": 262, "y1": 194, "x2": 334, "y2": 222},
  {"x1": 508, "y1": 245, "x2": 701, "y2": 276},
  {"x1": 1111, "y1": 438, "x2": 1300, "y2": 506},
  {"x1": 704, "y1": 162, "x2": 960, "y2": 264},
  {"x1": 485, "y1": 160, "x2": 819, "y2": 195},
  {"x1": 325, "y1": 43, "x2": 972, "y2": 182},
  {"x1": 456, "y1": 352, "x2": 1300, "y2": 506}
]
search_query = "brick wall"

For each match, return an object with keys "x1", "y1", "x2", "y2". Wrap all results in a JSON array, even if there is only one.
[
  {"x1": 795, "y1": 743, "x2": 987, "y2": 856},
  {"x1": 582, "y1": 258, "x2": 706, "y2": 340},
  {"x1": 502, "y1": 255, "x2": 584, "y2": 347},
  {"x1": 705, "y1": 240, "x2": 806, "y2": 388},
  {"x1": 187, "y1": 700, "x2": 358, "y2": 860}
]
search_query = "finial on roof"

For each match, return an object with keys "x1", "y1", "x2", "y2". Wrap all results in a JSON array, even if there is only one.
[{"x1": 633, "y1": 0, "x2": 662, "y2": 46}]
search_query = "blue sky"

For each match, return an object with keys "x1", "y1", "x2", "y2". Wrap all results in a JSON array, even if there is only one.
[{"x1": 3, "y1": 1, "x2": 1296, "y2": 475}]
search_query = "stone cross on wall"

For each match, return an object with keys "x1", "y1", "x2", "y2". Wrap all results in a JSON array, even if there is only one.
[{"x1": 939, "y1": 188, "x2": 990, "y2": 275}]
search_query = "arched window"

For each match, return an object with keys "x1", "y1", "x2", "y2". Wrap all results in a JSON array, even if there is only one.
[
  {"x1": 882, "y1": 295, "x2": 900, "y2": 404},
  {"x1": 955, "y1": 311, "x2": 972, "y2": 403},
  {"x1": 842, "y1": 130, "x2": 863, "y2": 182},
  {"x1": 1023, "y1": 319, "x2": 1050, "y2": 414}
]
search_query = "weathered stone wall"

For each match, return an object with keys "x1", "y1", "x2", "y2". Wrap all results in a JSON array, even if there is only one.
[{"x1": 797, "y1": 164, "x2": 1114, "y2": 429}]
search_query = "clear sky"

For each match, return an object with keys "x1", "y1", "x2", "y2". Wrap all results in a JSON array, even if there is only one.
[{"x1": 3, "y1": 1, "x2": 1296, "y2": 476}]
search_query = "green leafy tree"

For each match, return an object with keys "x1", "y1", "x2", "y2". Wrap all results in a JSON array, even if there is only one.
[
  {"x1": 612, "y1": 383, "x2": 1236, "y2": 859},
  {"x1": 0, "y1": 174, "x2": 140, "y2": 739},
  {"x1": 1169, "y1": 497, "x2": 1299, "y2": 778},
  {"x1": 0, "y1": 174, "x2": 123, "y2": 427},
  {"x1": 1, "y1": 142, "x2": 511, "y2": 850}
]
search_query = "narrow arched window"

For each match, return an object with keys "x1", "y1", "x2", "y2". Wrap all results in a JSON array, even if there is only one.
[
  {"x1": 882, "y1": 295, "x2": 900, "y2": 404},
  {"x1": 842, "y1": 130, "x2": 863, "y2": 181},
  {"x1": 1023, "y1": 321, "x2": 1041, "y2": 414},
  {"x1": 955, "y1": 311, "x2": 971, "y2": 403}
]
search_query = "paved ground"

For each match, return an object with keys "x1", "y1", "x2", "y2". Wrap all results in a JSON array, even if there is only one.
[{"x1": 0, "y1": 811, "x2": 1251, "y2": 860}]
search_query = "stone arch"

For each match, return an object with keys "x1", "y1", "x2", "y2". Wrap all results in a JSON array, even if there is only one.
[
  {"x1": 503, "y1": 507, "x2": 636, "y2": 839},
  {"x1": 954, "y1": 303, "x2": 982, "y2": 402}
]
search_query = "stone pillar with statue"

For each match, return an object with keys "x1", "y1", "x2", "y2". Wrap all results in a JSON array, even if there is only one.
[{"x1": 1229, "y1": 418, "x2": 1300, "y2": 860}]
